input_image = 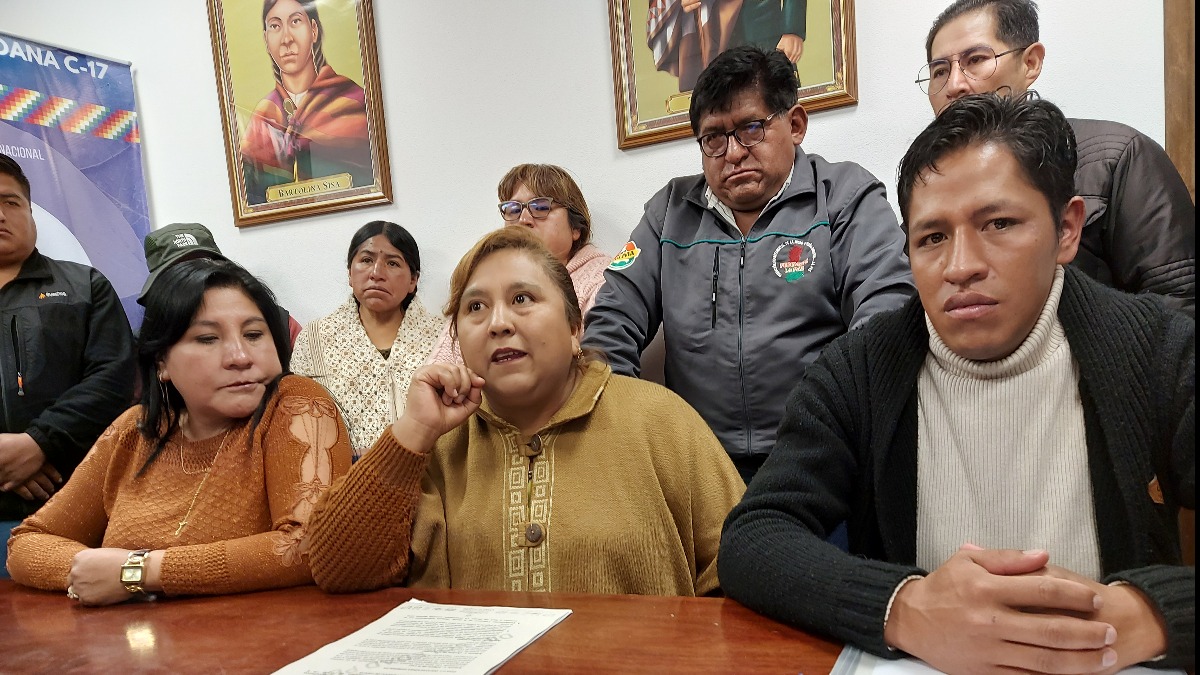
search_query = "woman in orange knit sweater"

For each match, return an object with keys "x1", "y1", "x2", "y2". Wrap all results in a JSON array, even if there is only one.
[
  {"x1": 307, "y1": 228, "x2": 744, "y2": 595},
  {"x1": 6, "y1": 259, "x2": 352, "y2": 605}
]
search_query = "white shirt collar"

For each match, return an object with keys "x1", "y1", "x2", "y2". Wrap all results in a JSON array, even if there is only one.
[{"x1": 704, "y1": 167, "x2": 795, "y2": 231}]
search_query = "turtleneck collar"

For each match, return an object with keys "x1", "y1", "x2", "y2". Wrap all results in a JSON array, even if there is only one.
[{"x1": 924, "y1": 266, "x2": 1067, "y2": 379}]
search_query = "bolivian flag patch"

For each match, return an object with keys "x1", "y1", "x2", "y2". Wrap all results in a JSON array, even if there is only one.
[{"x1": 609, "y1": 241, "x2": 641, "y2": 271}]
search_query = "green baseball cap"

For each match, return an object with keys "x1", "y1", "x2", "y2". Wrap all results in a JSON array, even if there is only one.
[{"x1": 138, "y1": 223, "x2": 227, "y2": 305}]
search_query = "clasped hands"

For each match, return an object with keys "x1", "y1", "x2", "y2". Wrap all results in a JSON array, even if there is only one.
[
  {"x1": 0, "y1": 431, "x2": 60, "y2": 500},
  {"x1": 884, "y1": 544, "x2": 1168, "y2": 674}
]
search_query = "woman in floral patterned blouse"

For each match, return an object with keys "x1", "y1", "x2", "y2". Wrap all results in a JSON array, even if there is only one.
[{"x1": 291, "y1": 221, "x2": 445, "y2": 459}]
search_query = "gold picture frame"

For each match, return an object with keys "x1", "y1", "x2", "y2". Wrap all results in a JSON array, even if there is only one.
[
  {"x1": 608, "y1": 0, "x2": 858, "y2": 149},
  {"x1": 207, "y1": 0, "x2": 391, "y2": 227}
]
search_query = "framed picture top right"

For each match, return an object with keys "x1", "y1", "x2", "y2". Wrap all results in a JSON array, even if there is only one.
[{"x1": 608, "y1": 0, "x2": 858, "y2": 150}]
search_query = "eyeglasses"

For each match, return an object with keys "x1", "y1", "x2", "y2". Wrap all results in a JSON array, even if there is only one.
[
  {"x1": 916, "y1": 45, "x2": 1030, "y2": 95},
  {"x1": 498, "y1": 197, "x2": 562, "y2": 221},
  {"x1": 696, "y1": 111, "x2": 782, "y2": 158}
]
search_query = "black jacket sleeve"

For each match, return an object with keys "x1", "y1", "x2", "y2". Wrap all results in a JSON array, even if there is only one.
[
  {"x1": 24, "y1": 268, "x2": 135, "y2": 473},
  {"x1": 719, "y1": 335, "x2": 923, "y2": 656},
  {"x1": 1099, "y1": 130, "x2": 1195, "y2": 317},
  {"x1": 1106, "y1": 565, "x2": 1194, "y2": 668},
  {"x1": 582, "y1": 198, "x2": 666, "y2": 377},
  {"x1": 1104, "y1": 310, "x2": 1194, "y2": 668}
]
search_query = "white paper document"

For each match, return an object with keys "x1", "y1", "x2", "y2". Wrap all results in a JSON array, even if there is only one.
[
  {"x1": 831, "y1": 646, "x2": 1184, "y2": 675},
  {"x1": 273, "y1": 599, "x2": 571, "y2": 675}
]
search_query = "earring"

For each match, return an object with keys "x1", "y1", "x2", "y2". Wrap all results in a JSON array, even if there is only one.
[
  {"x1": 158, "y1": 379, "x2": 171, "y2": 406},
  {"x1": 311, "y1": 45, "x2": 318, "y2": 78}
]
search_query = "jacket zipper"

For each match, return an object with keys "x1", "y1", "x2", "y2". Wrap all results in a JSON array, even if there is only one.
[
  {"x1": 710, "y1": 248, "x2": 720, "y2": 329},
  {"x1": 10, "y1": 316, "x2": 24, "y2": 396},
  {"x1": 737, "y1": 240, "x2": 750, "y2": 456}
]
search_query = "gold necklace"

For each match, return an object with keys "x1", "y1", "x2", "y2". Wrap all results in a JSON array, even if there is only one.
[
  {"x1": 178, "y1": 427, "x2": 232, "y2": 475},
  {"x1": 175, "y1": 426, "x2": 234, "y2": 537}
]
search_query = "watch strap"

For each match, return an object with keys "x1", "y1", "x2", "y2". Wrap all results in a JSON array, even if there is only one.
[{"x1": 120, "y1": 549, "x2": 151, "y2": 594}]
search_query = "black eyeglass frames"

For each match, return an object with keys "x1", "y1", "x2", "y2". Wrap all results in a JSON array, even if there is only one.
[{"x1": 696, "y1": 111, "x2": 784, "y2": 158}]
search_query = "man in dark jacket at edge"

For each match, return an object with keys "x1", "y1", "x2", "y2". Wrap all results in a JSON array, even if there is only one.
[
  {"x1": 719, "y1": 95, "x2": 1193, "y2": 671},
  {"x1": 918, "y1": 0, "x2": 1194, "y2": 316},
  {"x1": 0, "y1": 152, "x2": 135, "y2": 529}
]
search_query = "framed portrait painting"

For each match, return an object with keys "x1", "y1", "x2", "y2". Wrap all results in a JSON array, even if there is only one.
[
  {"x1": 608, "y1": 0, "x2": 858, "y2": 149},
  {"x1": 207, "y1": 0, "x2": 391, "y2": 227}
]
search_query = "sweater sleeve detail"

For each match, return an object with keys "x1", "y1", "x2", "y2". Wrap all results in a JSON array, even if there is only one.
[
  {"x1": 160, "y1": 541, "x2": 233, "y2": 595},
  {"x1": 307, "y1": 427, "x2": 432, "y2": 593},
  {"x1": 156, "y1": 380, "x2": 353, "y2": 596},
  {"x1": 1105, "y1": 565, "x2": 1195, "y2": 668}
]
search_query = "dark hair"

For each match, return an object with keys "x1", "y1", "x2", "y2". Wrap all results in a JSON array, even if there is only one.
[
  {"x1": 897, "y1": 93, "x2": 1076, "y2": 240},
  {"x1": 925, "y1": 0, "x2": 1040, "y2": 61},
  {"x1": 689, "y1": 46, "x2": 799, "y2": 136},
  {"x1": 262, "y1": 0, "x2": 328, "y2": 83},
  {"x1": 0, "y1": 153, "x2": 32, "y2": 201},
  {"x1": 346, "y1": 221, "x2": 422, "y2": 310},
  {"x1": 136, "y1": 258, "x2": 291, "y2": 474},
  {"x1": 497, "y1": 164, "x2": 592, "y2": 260}
]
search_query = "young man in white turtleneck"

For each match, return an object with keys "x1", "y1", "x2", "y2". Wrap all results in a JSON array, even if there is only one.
[{"x1": 718, "y1": 93, "x2": 1194, "y2": 673}]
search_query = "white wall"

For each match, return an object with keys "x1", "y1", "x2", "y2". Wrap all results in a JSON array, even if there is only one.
[{"x1": 3, "y1": 0, "x2": 1166, "y2": 323}]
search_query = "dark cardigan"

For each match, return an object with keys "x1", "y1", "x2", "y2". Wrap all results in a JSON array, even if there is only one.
[{"x1": 719, "y1": 267, "x2": 1195, "y2": 667}]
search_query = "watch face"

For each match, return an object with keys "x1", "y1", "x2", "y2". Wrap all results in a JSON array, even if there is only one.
[{"x1": 121, "y1": 566, "x2": 144, "y2": 583}]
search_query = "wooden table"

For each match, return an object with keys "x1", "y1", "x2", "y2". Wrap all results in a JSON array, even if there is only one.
[{"x1": 0, "y1": 581, "x2": 841, "y2": 673}]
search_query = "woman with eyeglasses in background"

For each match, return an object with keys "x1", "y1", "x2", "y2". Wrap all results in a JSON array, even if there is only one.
[{"x1": 427, "y1": 164, "x2": 610, "y2": 364}]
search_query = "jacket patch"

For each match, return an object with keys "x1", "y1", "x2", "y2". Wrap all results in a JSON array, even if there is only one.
[
  {"x1": 39, "y1": 291, "x2": 67, "y2": 299},
  {"x1": 609, "y1": 241, "x2": 641, "y2": 271},
  {"x1": 772, "y1": 240, "x2": 816, "y2": 282}
]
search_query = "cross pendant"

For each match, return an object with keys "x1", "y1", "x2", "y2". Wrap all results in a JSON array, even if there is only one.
[{"x1": 175, "y1": 520, "x2": 187, "y2": 536}]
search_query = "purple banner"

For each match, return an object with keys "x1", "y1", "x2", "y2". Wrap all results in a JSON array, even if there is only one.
[{"x1": 1, "y1": 32, "x2": 149, "y2": 328}]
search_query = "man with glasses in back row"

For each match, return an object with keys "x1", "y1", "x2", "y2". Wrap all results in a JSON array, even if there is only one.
[
  {"x1": 584, "y1": 45, "x2": 913, "y2": 483},
  {"x1": 920, "y1": 0, "x2": 1194, "y2": 317}
]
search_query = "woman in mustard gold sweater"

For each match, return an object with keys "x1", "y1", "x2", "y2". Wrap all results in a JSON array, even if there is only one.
[
  {"x1": 307, "y1": 227, "x2": 744, "y2": 596},
  {"x1": 7, "y1": 259, "x2": 352, "y2": 604}
]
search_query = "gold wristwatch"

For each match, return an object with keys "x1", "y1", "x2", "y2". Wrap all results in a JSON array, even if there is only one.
[{"x1": 120, "y1": 549, "x2": 151, "y2": 594}]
